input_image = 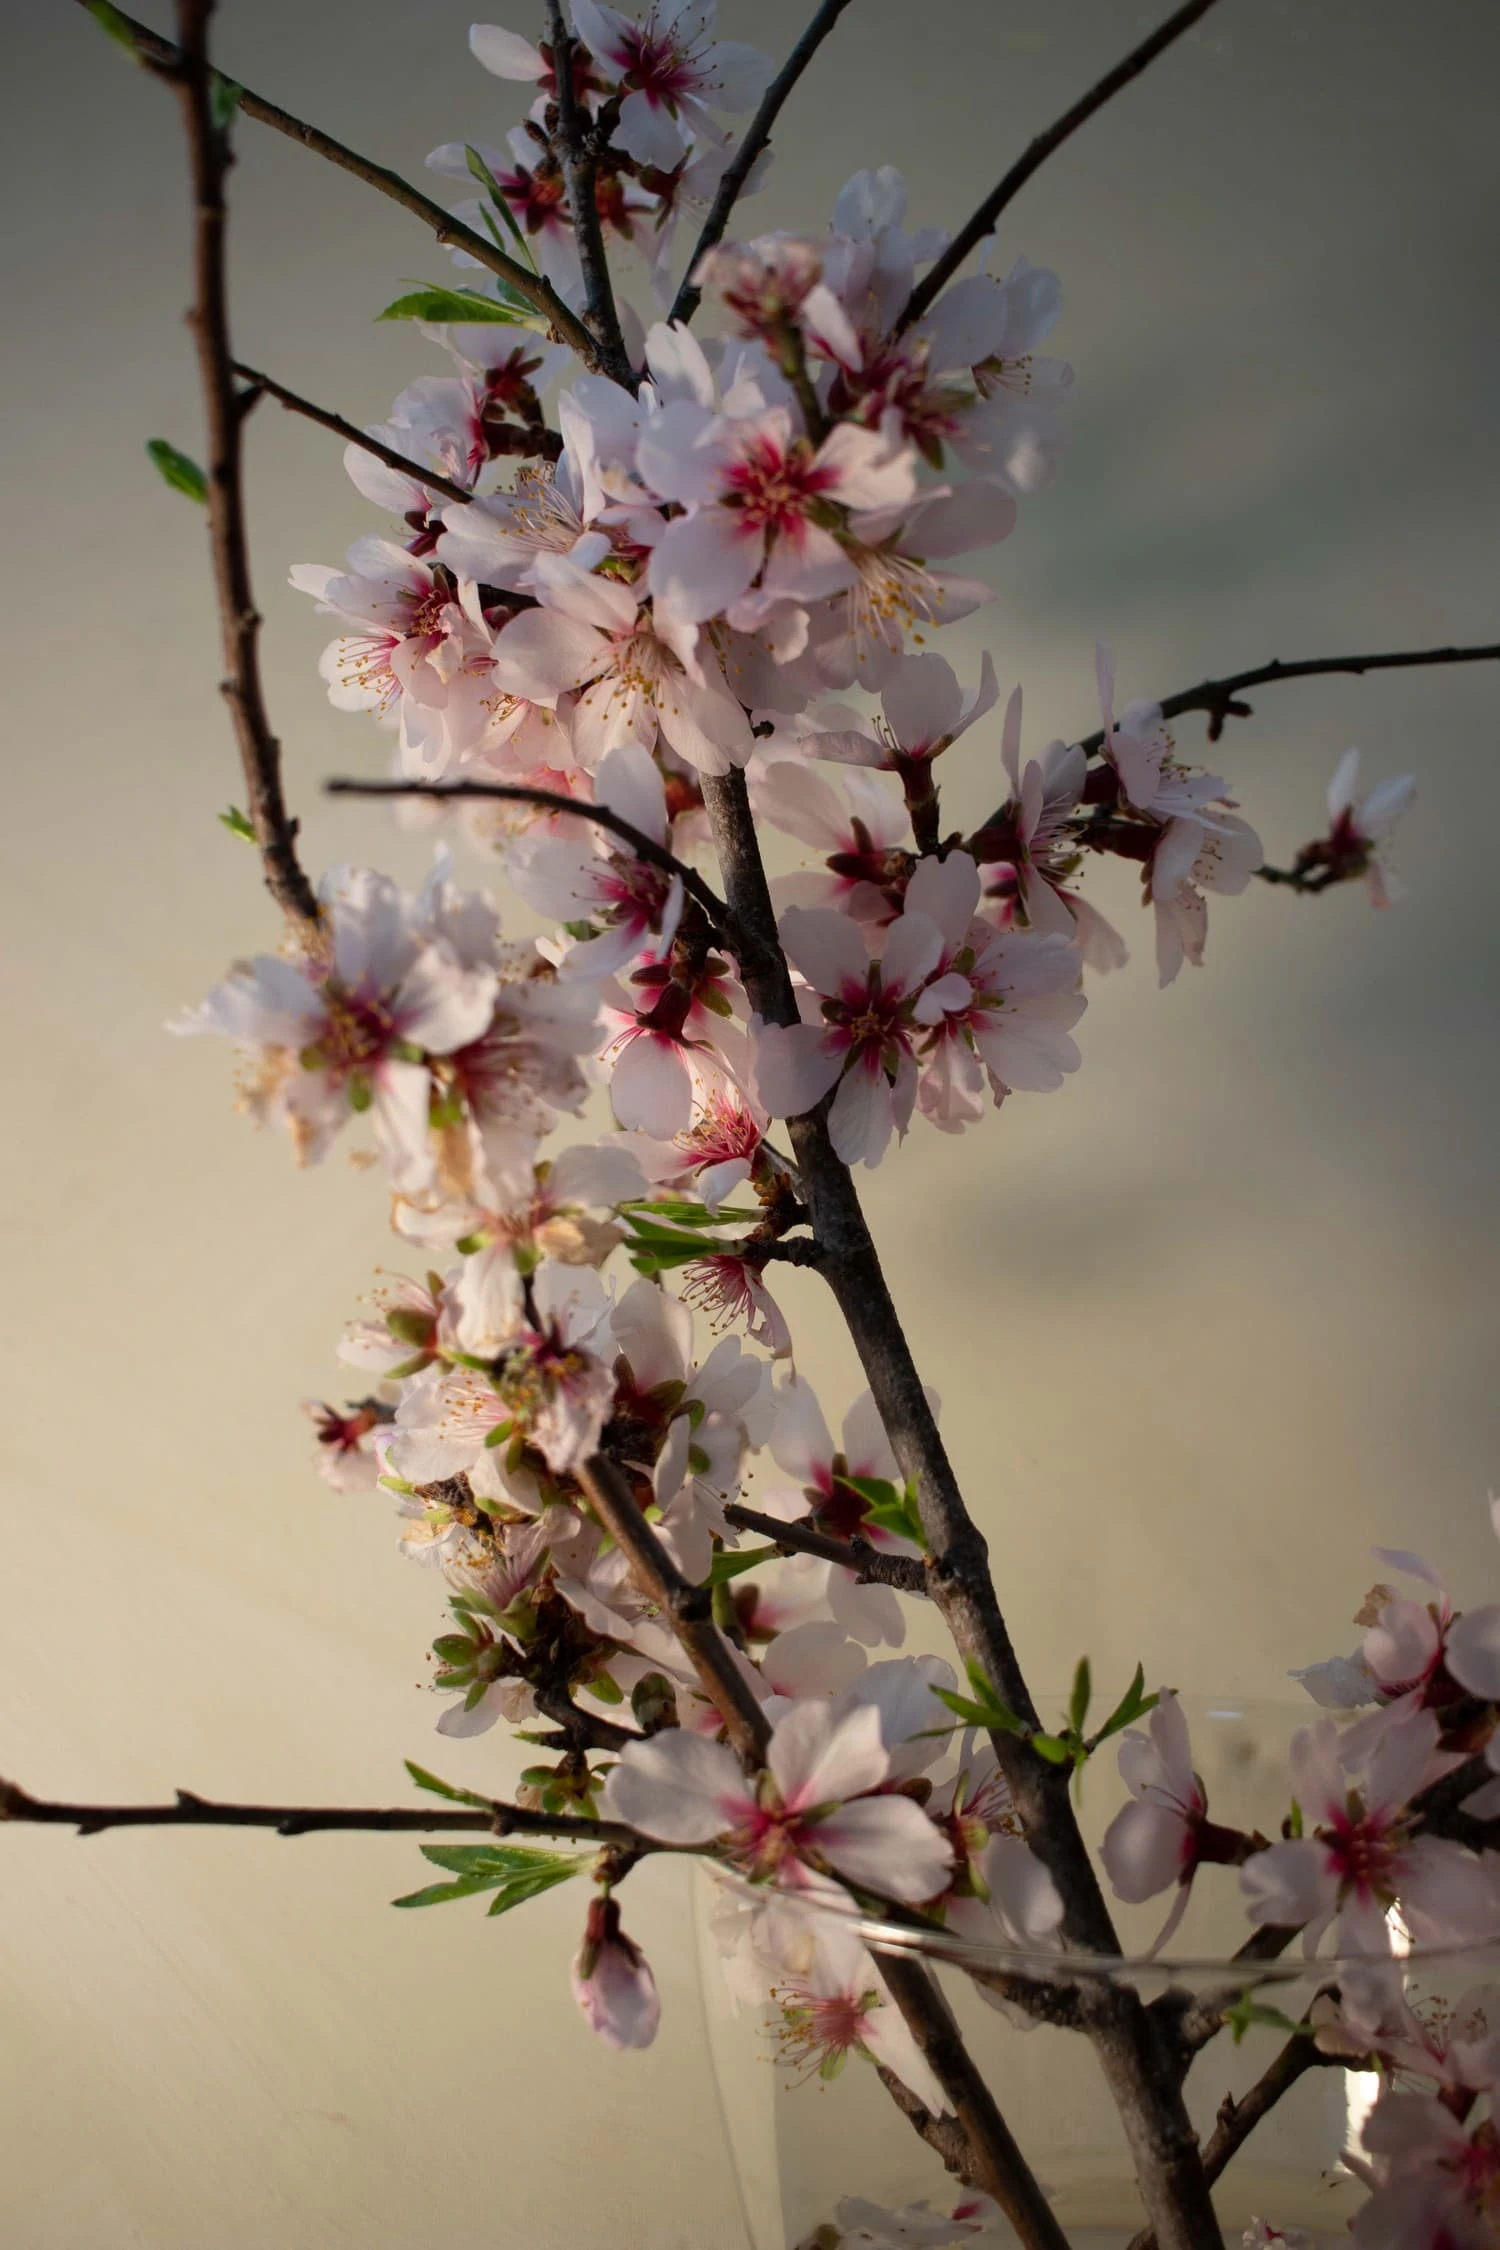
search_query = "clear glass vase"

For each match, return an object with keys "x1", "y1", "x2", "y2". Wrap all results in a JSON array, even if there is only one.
[{"x1": 694, "y1": 1697, "x2": 1491, "y2": 2249}]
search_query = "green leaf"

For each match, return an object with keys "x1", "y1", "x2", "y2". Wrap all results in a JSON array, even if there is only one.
[
  {"x1": 934, "y1": 1687, "x2": 1027, "y2": 1735},
  {"x1": 1030, "y1": 1732, "x2": 1073, "y2": 1766},
  {"x1": 844, "y1": 1474, "x2": 927, "y2": 1551},
  {"x1": 707, "y1": 1545, "x2": 779, "y2": 1585},
  {"x1": 463, "y1": 146, "x2": 536, "y2": 264},
  {"x1": 392, "y1": 1872, "x2": 510, "y2": 1909},
  {"x1": 210, "y1": 72, "x2": 243, "y2": 131},
  {"x1": 378, "y1": 284, "x2": 526, "y2": 326},
  {"x1": 392, "y1": 1841, "x2": 586, "y2": 1914},
  {"x1": 1223, "y1": 1996, "x2": 1311, "y2": 2046},
  {"x1": 146, "y1": 438, "x2": 207, "y2": 504},
  {"x1": 625, "y1": 1198, "x2": 763, "y2": 1229},
  {"x1": 85, "y1": 1, "x2": 139, "y2": 54},
  {"x1": 402, "y1": 1759, "x2": 494, "y2": 1810},
  {"x1": 218, "y1": 806, "x2": 255, "y2": 844},
  {"x1": 485, "y1": 1856, "x2": 583, "y2": 1915},
  {"x1": 1069, "y1": 1657, "x2": 1092, "y2": 1737},
  {"x1": 1089, "y1": 1663, "x2": 1159, "y2": 1749}
]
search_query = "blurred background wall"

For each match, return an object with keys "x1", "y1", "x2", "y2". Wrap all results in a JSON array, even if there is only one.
[{"x1": 2, "y1": 1, "x2": 1497, "y2": 2241}]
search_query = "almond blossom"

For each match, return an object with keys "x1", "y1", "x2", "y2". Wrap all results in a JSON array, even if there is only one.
[
  {"x1": 289, "y1": 541, "x2": 500, "y2": 776},
  {"x1": 570, "y1": 1893, "x2": 662, "y2": 2051},
  {"x1": 173, "y1": 865, "x2": 499, "y2": 1191},
  {"x1": 1314, "y1": 747, "x2": 1417, "y2": 906},
  {"x1": 509, "y1": 743, "x2": 684, "y2": 977},
  {"x1": 751, "y1": 901, "x2": 945, "y2": 1166},
  {"x1": 642, "y1": 403, "x2": 920, "y2": 632},
  {"x1": 570, "y1": 0, "x2": 773, "y2": 172},
  {"x1": 771, "y1": 1917, "x2": 947, "y2": 2112},
  {"x1": 1148, "y1": 809, "x2": 1265, "y2": 986},
  {"x1": 1099, "y1": 1691, "x2": 1217, "y2": 1954},
  {"x1": 490, "y1": 542, "x2": 754, "y2": 774},
  {"x1": 749, "y1": 759, "x2": 912, "y2": 929},
  {"x1": 602, "y1": 1697, "x2": 953, "y2": 1903},
  {"x1": 1240, "y1": 1709, "x2": 1500, "y2": 1962}
]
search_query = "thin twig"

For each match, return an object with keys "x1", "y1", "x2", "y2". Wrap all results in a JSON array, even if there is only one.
[
  {"x1": 669, "y1": 0, "x2": 860, "y2": 328},
  {"x1": 722, "y1": 1502, "x2": 929, "y2": 1595},
  {"x1": 897, "y1": 0, "x2": 1223, "y2": 334},
  {"x1": 576, "y1": 1454, "x2": 771, "y2": 1767},
  {"x1": 231, "y1": 361, "x2": 475, "y2": 507},
  {"x1": 1124, "y1": 2035, "x2": 1325, "y2": 2250},
  {"x1": 545, "y1": 0, "x2": 634, "y2": 388},
  {"x1": 878, "y1": 1954, "x2": 1072, "y2": 2249},
  {"x1": 326, "y1": 776, "x2": 737, "y2": 942},
  {"x1": 0, "y1": 1774, "x2": 640, "y2": 1848},
  {"x1": 1143, "y1": 639, "x2": 1500, "y2": 748},
  {"x1": 167, "y1": 0, "x2": 319, "y2": 929},
  {"x1": 81, "y1": 0, "x2": 602, "y2": 369}
]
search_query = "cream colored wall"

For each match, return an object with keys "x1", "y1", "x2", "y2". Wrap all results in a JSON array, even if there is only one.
[{"x1": 3, "y1": 1, "x2": 1498, "y2": 2243}]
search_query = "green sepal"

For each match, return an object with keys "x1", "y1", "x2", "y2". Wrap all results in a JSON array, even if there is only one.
[
  {"x1": 707, "y1": 1545, "x2": 778, "y2": 1585},
  {"x1": 1223, "y1": 1996, "x2": 1312, "y2": 2046},
  {"x1": 219, "y1": 806, "x2": 255, "y2": 844},
  {"x1": 210, "y1": 72, "x2": 243, "y2": 131},
  {"x1": 1068, "y1": 1657, "x2": 1092, "y2": 1738}
]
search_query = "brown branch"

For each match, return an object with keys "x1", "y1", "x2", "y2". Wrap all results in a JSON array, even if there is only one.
[
  {"x1": 699, "y1": 765, "x2": 1223, "y2": 2250},
  {"x1": 82, "y1": 0, "x2": 603, "y2": 369},
  {"x1": 1125, "y1": 2035, "x2": 1325, "y2": 2250},
  {"x1": 878, "y1": 1953, "x2": 1071, "y2": 2249},
  {"x1": 325, "y1": 777, "x2": 736, "y2": 941},
  {"x1": 0, "y1": 1773, "x2": 640, "y2": 1848},
  {"x1": 722, "y1": 1501, "x2": 929, "y2": 1596},
  {"x1": 1082, "y1": 640, "x2": 1500, "y2": 758},
  {"x1": 576, "y1": 1454, "x2": 771, "y2": 1767},
  {"x1": 544, "y1": 0, "x2": 634, "y2": 389},
  {"x1": 669, "y1": 0, "x2": 860, "y2": 328},
  {"x1": 231, "y1": 361, "x2": 476, "y2": 507},
  {"x1": 166, "y1": 0, "x2": 319, "y2": 930},
  {"x1": 897, "y1": 0, "x2": 1223, "y2": 335}
]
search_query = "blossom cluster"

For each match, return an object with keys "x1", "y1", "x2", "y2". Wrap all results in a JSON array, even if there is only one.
[{"x1": 170, "y1": 4, "x2": 1443, "y2": 2241}]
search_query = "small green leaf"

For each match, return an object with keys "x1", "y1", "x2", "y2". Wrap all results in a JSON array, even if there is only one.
[
  {"x1": 210, "y1": 72, "x2": 243, "y2": 131},
  {"x1": 218, "y1": 806, "x2": 255, "y2": 843},
  {"x1": 1223, "y1": 1995, "x2": 1311, "y2": 2046},
  {"x1": 462, "y1": 146, "x2": 535, "y2": 262},
  {"x1": 1069, "y1": 1657, "x2": 1092, "y2": 1737},
  {"x1": 85, "y1": 0, "x2": 139, "y2": 54},
  {"x1": 1089, "y1": 1663, "x2": 1160, "y2": 1749},
  {"x1": 1029, "y1": 1732, "x2": 1072, "y2": 1766},
  {"x1": 378, "y1": 284, "x2": 526, "y2": 326},
  {"x1": 392, "y1": 1872, "x2": 508, "y2": 1909},
  {"x1": 708, "y1": 1545, "x2": 779, "y2": 1585},
  {"x1": 146, "y1": 438, "x2": 207, "y2": 504},
  {"x1": 485, "y1": 1857, "x2": 583, "y2": 1915},
  {"x1": 402, "y1": 1760, "x2": 494, "y2": 1810},
  {"x1": 844, "y1": 1474, "x2": 927, "y2": 1551},
  {"x1": 589, "y1": 1672, "x2": 624, "y2": 1705}
]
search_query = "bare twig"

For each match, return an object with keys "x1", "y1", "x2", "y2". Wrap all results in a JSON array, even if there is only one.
[
  {"x1": 897, "y1": 0, "x2": 1223, "y2": 334},
  {"x1": 545, "y1": 0, "x2": 634, "y2": 388},
  {"x1": 81, "y1": 0, "x2": 603, "y2": 369},
  {"x1": 1083, "y1": 640, "x2": 1500, "y2": 758},
  {"x1": 231, "y1": 361, "x2": 475, "y2": 507},
  {"x1": 166, "y1": 0, "x2": 319, "y2": 929},
  {"x1": 1125, "y1": 2035, "x2": 1325, "y2": 2250},
  {"x1": 0, "y1": 1773, "x2": 641, "y2": 1848},
  {"x1": 669, "y1": 0, "x2": 860, "y2": 328},
  {"x1": 325, "y1": 776, "x2": 737, "y2": 942},
  {"x1": 698, "y1": 764, "x2": 1223, "y2": 2250},
  {"x1": 576, "y1": 1453, "x2": 771, "y2": 1767},
  {"x1": 722, "y1": 1501, "x2": 929, "y2": 1595},
  {"x1": 878, "y1": 1954, "x2": 1072, "y2": 2249}
]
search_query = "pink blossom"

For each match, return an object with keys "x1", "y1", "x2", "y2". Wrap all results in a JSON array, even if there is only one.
[
  {"x1": 490, "y1": 544, "x2": 753, "y2": 775},
  {"x1": 303, "y1": 1399, "x2": 385, "y2": 1492},
  {"x1": 509, "y1": 743, "x2": 683, "y2": 978},
  {"x1": 1099, "y1": 1692, "x2": 1214, "y2": 1954},
  {"x1": 571, "y1": 0, "x2": 773, "y2": 172},
  {"x1": 772, "y1": 1917, "x2": 947, "y2": 2111},
  {"x1": 752, "y1": 902, "x2": 945, "y2": 1166},
  {"x1": 570, "y1": 1894, "x2": 662, "y2": 2051},
  {"x1": 750, "y1": 758, "x2": 911, "y2": 929},
  {"x1": 643, "y1": 405, "x2": 919, "y2": 631},
  {"x1": 693, "y1": 236, "x2": 862, "y2": 369},
  {"x1": 681, "y1": 1252, "x2": 792, "y2": 1357},
  {"x1": 172, "y1": 866, "x2": 499, "y2": 1191},
  {"x1": 602, "y1": 1697, "x2": 953, "y2": 1903},
  {"x1": 1240, "y1": 1710, "x2": 1500, "y2": 1960},
  {"x1": 1148, "y1": 810, "x2": 1264, "y2": 986},
  {"x1": 1319, "y1": 747, "x2": 1418, "y2": 906}
]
